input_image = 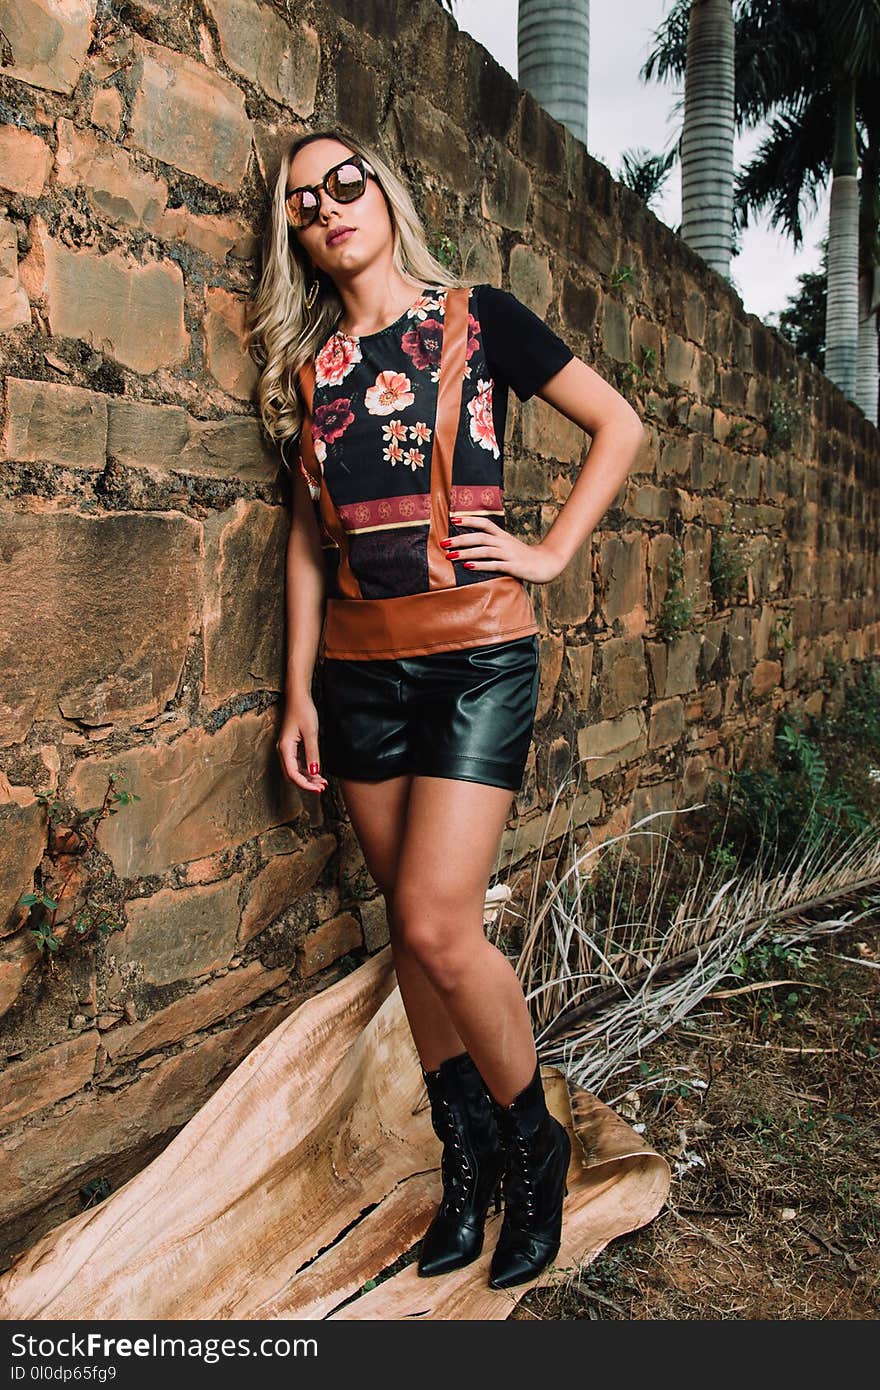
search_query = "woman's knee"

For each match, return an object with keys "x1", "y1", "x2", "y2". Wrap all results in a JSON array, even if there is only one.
[{"x1": 390, "y1": 884, "x2": 482, "y2": 991}]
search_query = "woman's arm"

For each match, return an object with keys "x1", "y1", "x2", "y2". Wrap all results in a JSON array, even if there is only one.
[
  {"x1": 531, "y1": 355, "x2": 645, "y2": 573},
  {"x1": 276, "y1": 460, "x2": 329, "y2": 794},
  {"x1": 284, "y1": 461, "x2": 327, "y2": 696},
  {"x1": 449, "y1": 355, "x2": 645, "y2": 582}
]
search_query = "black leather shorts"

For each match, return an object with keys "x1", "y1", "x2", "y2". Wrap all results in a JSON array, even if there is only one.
[{"x1": 318, "y1": 634, "x2": 540, "y2": 791}]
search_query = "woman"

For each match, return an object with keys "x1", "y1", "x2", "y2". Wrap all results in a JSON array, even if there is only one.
[{"x1": 249, "y1": 128, "x2": 644, "y2": 1291}]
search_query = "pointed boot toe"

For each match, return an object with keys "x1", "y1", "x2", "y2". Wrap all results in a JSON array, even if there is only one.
[
  {"x1": 488, "y1": 1065, "x2": 572, "y2": 1290},
  {"x1": 416, "y1": 1052, "x2": 505, "y2": 1279}
]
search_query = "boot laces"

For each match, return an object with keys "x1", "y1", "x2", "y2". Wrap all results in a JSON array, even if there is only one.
[
  {"x1": 500, "y1": 1127, "x2": 536, "y2": 1221},
  {"x1": 437, "y1": 1094, "x2": 473, "y2": 1216}
]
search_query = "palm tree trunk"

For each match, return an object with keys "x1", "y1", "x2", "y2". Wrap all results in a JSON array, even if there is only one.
[
  {"x1": 856, "y1": 270, "x2": 880, "y2": 424},
  {"x1": 824, "y1": 77, "x2": 860, "y2": 399},
  {"x1": 856, "y1": 132, "x2": 880, "y2": 424},
  {"x1": 517, "y1": 0, "x2": 590, "y2": 147},
  {"x1": 680, "y1": 0, "x2": 735, "y2": 278}
]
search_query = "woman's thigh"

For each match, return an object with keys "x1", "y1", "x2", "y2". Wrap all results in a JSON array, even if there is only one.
[
  {"x1": 337, "y1": 773, "x2": 412, "y2": 899},
  {"x1": 392, "y1": 775, "x2": 515, "y2": 938}
]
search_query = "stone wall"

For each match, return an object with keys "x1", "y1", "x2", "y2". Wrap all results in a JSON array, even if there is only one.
[{"x1": 1, "y1": 0, "x2": 878, "y2": 1264}]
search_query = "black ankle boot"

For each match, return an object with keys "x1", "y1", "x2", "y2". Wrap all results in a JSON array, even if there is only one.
[
  {"x1": 488, "y1": 1061, "x2": 572, "y2": 1290},
  {"x1": 417, "y1": 1051, "x2": 505, "y2": 1278}
]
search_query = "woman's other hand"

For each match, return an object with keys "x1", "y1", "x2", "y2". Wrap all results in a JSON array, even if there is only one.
[
  {"x1": 276, "y1": 697, "x2": 328, "y2": 794},
  {"x1": 442, "y1": 514, "x2": 566, "y2": 584}
]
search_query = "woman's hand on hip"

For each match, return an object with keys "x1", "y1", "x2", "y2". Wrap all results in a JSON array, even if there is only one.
[
  {"x1": 276, "y1": 697, "x2": 328, "y2": 794},
  {"x1": 442, "y1": 514, "x2": 565, "y2": 584}
]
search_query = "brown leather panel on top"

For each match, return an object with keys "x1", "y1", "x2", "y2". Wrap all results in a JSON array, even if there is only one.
[
  {"x1": 298, "y1": 359, "x2": 362, "y2": 599},
  {"x1": 426, "y1": 285, "x2": 470, "y2": 590},
  {"x1": 321, "y1": 575, "x2": 539, "y2": 660}
]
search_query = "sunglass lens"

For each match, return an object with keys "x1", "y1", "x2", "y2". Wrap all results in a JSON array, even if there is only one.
[
  {"x1": 328, "y1": 162, "x2": 366, "y2": 200},
  {"x1": 289, "y1": 189, "x2": 318, "y2": 227}
]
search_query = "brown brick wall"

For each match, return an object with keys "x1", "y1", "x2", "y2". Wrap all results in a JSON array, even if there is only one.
[{"x1": 1, "y1": 0, "x2": 878, "y2": 1263}]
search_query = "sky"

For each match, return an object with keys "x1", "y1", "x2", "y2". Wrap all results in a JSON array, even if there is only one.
[{"x1": 451, "y1": 0, "x2": 826, "y2": 327}]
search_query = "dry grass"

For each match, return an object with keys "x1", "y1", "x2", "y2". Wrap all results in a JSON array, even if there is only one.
[
  {"x1": 510, "y1": 919, "x2": 879, "y2": 1319},
  {"x1": 487, "y1": 746, "x2": 880, "y2": 1321}
]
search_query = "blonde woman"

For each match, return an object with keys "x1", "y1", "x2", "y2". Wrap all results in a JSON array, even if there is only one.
[{"x1": 248, "y1": 128, "x2": 644, "y2": 1289}]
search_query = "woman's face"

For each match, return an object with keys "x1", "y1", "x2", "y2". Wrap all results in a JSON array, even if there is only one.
[{"x1": 286, "y1": 138, "x2": 391, "y2": 281}]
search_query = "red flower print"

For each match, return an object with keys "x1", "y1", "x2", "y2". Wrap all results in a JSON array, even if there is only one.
[
  {"x1": 467, "y1": 378, "x2": 499, "y2": 459},
  {"x1": 463, "y1": 310, "x2": 481, "y2": 366},
  {"x1": 401, "y1": 316, "x2": 444, "y2": 373},
  {"x1": 403, "y1": 448, "x2": 425, "y2": 472},
  {"x1": 365, "y1": 371, "x2": 415, "y2": 414},
  {"x1": 316, "y1": 333, "x2": 361, "y2": 387},
  {"x1": 313, "y1": 397, "x2": 355, "y2": 445},
  {"x1": 409, "y1": 420, "x2": 432, "y2": 442}
]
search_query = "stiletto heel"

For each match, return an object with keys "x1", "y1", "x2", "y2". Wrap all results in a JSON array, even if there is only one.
[
  {"x1": 488, "y1": 1063, "x2": 572, "y2": 1290},
  {"x1": 417, "y1": 1052, "x2": 506, "y2": 1278}
]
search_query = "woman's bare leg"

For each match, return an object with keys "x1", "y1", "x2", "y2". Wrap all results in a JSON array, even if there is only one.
[
  {"x1": 390, "y1": 775, "x2": 539, "y2": 1106},
  {"x1": 338, "y1": 774, "x2": 467, "y2": 1065}
]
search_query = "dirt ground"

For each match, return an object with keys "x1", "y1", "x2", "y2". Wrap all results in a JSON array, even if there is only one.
[{"x1": 513, "y1": 917, "x2": 879, "y2": 1321}]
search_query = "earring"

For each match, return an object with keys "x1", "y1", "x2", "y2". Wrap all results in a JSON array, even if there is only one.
[{"x1": 304, "y1": 275, "x2": 319, "y2": 311}]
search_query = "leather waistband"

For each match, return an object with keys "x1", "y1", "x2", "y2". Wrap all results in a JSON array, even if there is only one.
[{"x1": 321, "y1": 576, "x2": 539, "y2": 660}]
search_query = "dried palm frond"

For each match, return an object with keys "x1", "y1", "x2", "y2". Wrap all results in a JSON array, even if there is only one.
[{"x1": 491, "y1": 767, "x2": 880, "y2": 1104}]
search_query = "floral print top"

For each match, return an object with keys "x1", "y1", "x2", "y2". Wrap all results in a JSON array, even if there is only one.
[{"x1": 300, "y1": 282, "x2": 573, "y2": 602}]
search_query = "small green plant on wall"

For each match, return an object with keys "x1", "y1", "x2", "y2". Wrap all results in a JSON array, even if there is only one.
[
  {"x1": 18, "y1": 778, "x2": 138, "y2": 969},
  {"x1": 774, "y1": 613, "x2": 794, "y2": 653},
  {"x1": 709, "y1": 523, "x2": 746, "y2": 607},
  {"x1": 611, "y1": 265, "x2": 635, "y2": 289},
  {"x1": 430, "y1": 234, "x2": 459, "y2": 269},
  {"x1": 766, "y1": 379, "x2": 801, "y2": 456},
  {"x1": 658, "y1": 542, "x2": 693, "y2": 641}
]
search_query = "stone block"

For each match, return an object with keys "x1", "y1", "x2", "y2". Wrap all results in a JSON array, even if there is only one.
[
  {"x1": 238, "y1": 834, "x2": 337, "y2": 945},
  {"x1": 2, "y1": 377, "x2": 107, "y2": 470},
  {"x1": 0, "y1": 776, "x2": 46, "y2": 933},
  {"x1": 22, "y1": 217, "x2": 190, "y2": 375},
  {"x1": 0, "y1": 220, "x2": 29, "y2": 334},
  {"x1": 648, "y1": 696, "x2": 684, "y2": 749},
  {"x1": 68, "y1": 708, "x2": 302, "y2": 877},
  {"x1": 576, "y1": 708, "x2": 647, "y2": 780},
  {"x1": 597, "y1": 531, "x2": 646, "y2": 625},
  {"x1": 596, "y1": 635, "x2": 648, "y2": 717},
  {"x1": 203, "y1": 286, "x2": 259, "y2": 400},
  {"x1": 0, "y1": 1031, "x2": 99, "y2": 1126},
  {"x1": 202, "y1": 500, "x2": 288, "y2": 701},
  {"x1": 113, "y1": 876, "x2": 244, "y2": 986},
  {"x1": 206, "y1": 0, "x2": 319, "y2": 112},
  {"x1": 0, "y1": 508, "x2": 201, "y2": 742},
  {"x1": 298, "y1": 912, "x2": 362, "y2": 977},
  {"x1": 128, "y1": 37, "x2": 253, "y2": 193},
  {"x1": 0, "y1": 0, "x2": 95, "y2": 94},
  {"x1": 103, "y1": 960, "x2": 290, "y2": 1060},
  {"x1": 0, "y1": 125, "x2": 52, "y2": 195}
]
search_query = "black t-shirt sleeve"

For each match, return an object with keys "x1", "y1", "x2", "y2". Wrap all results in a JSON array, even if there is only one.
[{"x1": 475, "y1": 283, "x2": 575, "y2": 401}]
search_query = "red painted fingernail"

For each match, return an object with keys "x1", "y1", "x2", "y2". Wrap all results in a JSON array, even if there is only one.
[
  {"x1": 446, "y1": 550, "x2": 460, "y2": 558},
  {"x1": 309, "y1": 762, "x2": 319, "y2": 774},
  {"x1": 464, "y1": 562, "x2": 474, "y2": 568},
  {"x1": 440, "y1": 539, "x2": 450, "y2": 546}
]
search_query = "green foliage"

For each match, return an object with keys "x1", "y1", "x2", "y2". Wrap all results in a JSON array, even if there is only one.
[
  {"x1": 766, "y1": 380, "x2": 802, "y2": 456},
  {"x1": 707, "y1": 661, "x2": 880, "y2": 870},
  {"x1": 657, "y1": 542, "x2": 694, "y2": 640},
  {"x1": 18, "y1": 778, "x2": 138, "y2": 961},
  {"x1": 709, "y1": 524, "x2": 747, "y2": 606},
  {"x1": 776, "y1": 265, "x2": 827, "y2": 370},
  {"x1": 430, "y1": 234, "x2": 459, "y2": 269},
  {"x1": 611, "y1": 265, "x2": 635, "y2": 289}
]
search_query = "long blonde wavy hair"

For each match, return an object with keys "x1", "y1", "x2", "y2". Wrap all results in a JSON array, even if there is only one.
[{"x1": 247, "y1": 127, "x2": 472, "y2": 472}]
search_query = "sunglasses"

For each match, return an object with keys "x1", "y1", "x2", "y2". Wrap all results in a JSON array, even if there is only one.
[{"x1": 285, "y1": 154, "x2": 378, "y2": 229}]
